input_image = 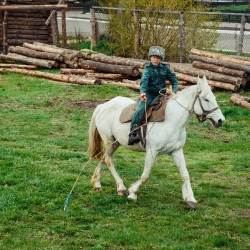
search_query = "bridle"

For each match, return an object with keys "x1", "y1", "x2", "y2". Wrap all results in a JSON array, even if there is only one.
[{"x1": 173, "y1": 90, "x2": 219, "y2": 123}]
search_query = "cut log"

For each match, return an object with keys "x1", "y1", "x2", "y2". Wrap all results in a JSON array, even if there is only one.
[
  {"x1": 60, "y1": 68, "x2": 96, "y2": 74},
  {"x1": 172, "y1": 64, "x2": 245, "y2": 86},
  {"x1": 100, "y1": 80, "x2": 140, "y2": 90},
  {"x1": 6, "y1": 68, "x2": 101, "y2": 85},
  {"x1": 33, "y1": 42, "x2": 83, "y2": 56},
  {"x1": 8, "y1": 46, "x2": 64, "y2": 62},
  {"x1": 85, "y1": 73, "x2": 128, "y2": 80},
  {"x1": 122, "y1": 79, "x2": 140, "y2": 84},
  {"x1": 23, "y1": 42, "x2": 66, "y2": 55},
  {"x1": 176, "y1": 72, "x2": 239, "y2": 91},
  {"x1": 66, "y1": 61, "x2": 78, "y2": 69},
  {"x1": 0, "y1": 53, "x2": 55, "y2": 68},
  {"x1": 230, "y1": 55, "x2": 250, "y2": 63},
  {"x1": 230, "y1": 94, "x2": 250, "y2": 109},
  {"x1": 59, "y1": 63, "x2": 68, "y2": 68},
  {"x1": 189, "y1": 54, "x2": 250, "y2": 74},
  {"x1": 82, "y1": 53, "x2": 147, "y2": 69},
  {"x1": 192, "y1": 61, "x2": 247, "y2": 78},
  {"x1": 190, "y1": 48, "x2": 250, "y2": 67},
  {"x1": 0, "y1": 63, "x2": 37, "y2": 69},
  {"x1": 166, "y1": 80, "x2": 191, "y2": 85},
  {"x1": 79, "y1": 60, "x2": 140, "y2": 76},
  {"x1": 0, "y1": 5, "x2": 67, "y2": 11}
]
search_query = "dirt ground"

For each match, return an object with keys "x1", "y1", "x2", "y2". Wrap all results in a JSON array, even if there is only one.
[{"x1": 69, "y1": 99, "x2": 108, "y2": 109}]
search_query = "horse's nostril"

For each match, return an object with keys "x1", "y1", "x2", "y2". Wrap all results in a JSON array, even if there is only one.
[{"x1": 218, "y1": 119, "x2": 223, "y2": 125}]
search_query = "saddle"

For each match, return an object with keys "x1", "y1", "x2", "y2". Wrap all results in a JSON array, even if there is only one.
[
  {"x1": 120, "y1": 95, "x2": 168, "y2": 147},
  {"x1": 119, "y1": 95, "x2": 167, "y2": 124}
]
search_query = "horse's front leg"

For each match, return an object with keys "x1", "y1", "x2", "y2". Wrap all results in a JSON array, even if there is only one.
[
  {"x1": 170, "y1": 148, "x2": 197, "y2": 209},
  {"x1": 128, "y1": 149, "x2": 157, "y2": 201}
]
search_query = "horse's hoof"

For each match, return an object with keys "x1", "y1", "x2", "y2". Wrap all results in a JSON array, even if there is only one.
[
  {"x1": 186, "y1": 201, "x2": 197, "y2": 210},
  {"x1": 118, "y1": 190, "x2": 128, "y2": 196},
  {"x1": 128, "y1": 193, "x2": 137, "y2": 201}
]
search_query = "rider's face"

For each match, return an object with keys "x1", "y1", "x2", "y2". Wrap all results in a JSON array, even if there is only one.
[{"x1": 150, "y1": 56, "x2": 161, "y2": 66}]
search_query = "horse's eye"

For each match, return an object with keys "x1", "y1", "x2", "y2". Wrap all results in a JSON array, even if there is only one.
[{"x1": 204, "y1": 98, "x2": 209, "y2": 102}]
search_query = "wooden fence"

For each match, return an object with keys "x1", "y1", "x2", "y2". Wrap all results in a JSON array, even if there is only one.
[
  {"x1": 0, "y1": 0, "x2": 67, "y2": 54},
  {"x1": 90, "y1": 6, "x2": 250, "y2": 62}
]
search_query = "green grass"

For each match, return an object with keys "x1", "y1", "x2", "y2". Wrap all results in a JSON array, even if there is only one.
[
  {"x1": 0, "y1": 72, "x2": 250, "y2": 249},
  {"x1": 212, "y1": 5, "x2": 249, "y2": 12}
]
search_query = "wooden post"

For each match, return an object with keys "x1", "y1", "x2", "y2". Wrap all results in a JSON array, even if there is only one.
[
  {"x1": 90, "y1": 8, "x2": 98, "y2": 49},
  {"x1": 134, "y1": 10, "x2": 140, "y2": 58},
  {"x1": 237, "y1": 15, "x2": 246, "y2": 56},
  {"x1": 179, "y1": 12, "x2": 186, "y2": 63},
  {"x1": 61, "y1": 0, "x2": 67, "y2": 45},
  {"x1": 51, "y1": 12, "x2": 58, "y2": 45},
  {"x1": 3, "y1": 2, "x2": 8, "y2": 55}
]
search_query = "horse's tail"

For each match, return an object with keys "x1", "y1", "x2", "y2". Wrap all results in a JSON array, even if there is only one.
[{"x1": 88, "y1": 105, "x2": 104, "y2": 160}]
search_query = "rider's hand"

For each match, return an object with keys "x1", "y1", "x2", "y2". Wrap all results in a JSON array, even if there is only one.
[
  {"x1": 166, "y1": 89, "x2": 175, "y2": 97},
  {"x1": 169, "y1": 92, "x2": 175, "y2": 97},
  {"x1": 141, "y1": 93, "x2": 147, "y2": 102}
]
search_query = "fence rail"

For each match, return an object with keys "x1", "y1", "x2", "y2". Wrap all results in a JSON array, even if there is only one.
[{"x1": 90, "y1": 6, "x2": 250, "y2": 62}]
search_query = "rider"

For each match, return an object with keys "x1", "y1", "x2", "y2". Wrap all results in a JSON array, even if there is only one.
[{"x1": 128, "y1": 46, "x2": 179, "y2": 145}]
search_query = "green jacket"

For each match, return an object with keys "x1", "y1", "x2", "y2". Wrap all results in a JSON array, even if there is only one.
[{"x1": 140, "y1": 62, "x2": 178, "y2": 97}]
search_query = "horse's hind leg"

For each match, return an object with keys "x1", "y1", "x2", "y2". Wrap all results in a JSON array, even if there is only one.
[
  {"x1": 91, "y1": 154, "x2": 105, "y2": 191},
  {"x1": 104, "y1": 140, "x2": 127, "y2": 196},
  {"x1": 92, "y1": 139, "x2": 127, "y2": 196}
]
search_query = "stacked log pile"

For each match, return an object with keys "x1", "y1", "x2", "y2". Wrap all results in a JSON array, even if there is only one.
[
  {"x1": 182, "y1": 48, "x2": 250, "y2": 92},
  {"x1": 0, "y1": 42, "x2": 147, "y2": 75},
  {"x1": 0, "y1": 41, "x2": 147, "y2": 90},
  {"x1": 1, "y1": 43, "x2": 250, "y2": 95}
]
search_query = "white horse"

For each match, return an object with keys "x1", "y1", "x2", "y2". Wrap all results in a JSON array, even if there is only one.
[{"x1": 88, "y1": 76, "x2": 225, "y2": 209}]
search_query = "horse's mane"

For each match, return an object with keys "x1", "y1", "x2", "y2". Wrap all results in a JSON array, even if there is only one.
[
  {"x1": 175, "y1": 85, "x2": 196, "y2": 97},
  {"x1": 175, "y1": 81, "x2": 211, "y2": 98}
]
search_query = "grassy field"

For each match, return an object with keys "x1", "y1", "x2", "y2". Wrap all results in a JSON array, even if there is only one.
[{"x1": 0, "y1": 71, "x2": 250, "y2": 250}]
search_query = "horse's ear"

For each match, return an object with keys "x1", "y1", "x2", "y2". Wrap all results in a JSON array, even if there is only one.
[
  {"x1": 202, "y1": 75, "x2": 207, "y2": 83},
  {"x1": 197, "y1": 75, "x2": 202, "y2": 91}
]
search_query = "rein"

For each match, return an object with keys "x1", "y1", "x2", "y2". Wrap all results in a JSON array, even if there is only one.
[{"x1": 174, "y1": 90, "x2": 219, "y2": 123}]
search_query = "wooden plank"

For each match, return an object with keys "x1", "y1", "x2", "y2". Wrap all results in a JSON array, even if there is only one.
[{"x1": 0, "y1": 5, "x2": 67, "y2": 11}]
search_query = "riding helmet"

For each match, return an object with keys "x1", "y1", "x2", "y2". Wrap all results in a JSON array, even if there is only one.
[{"x1": 148, "y1": 46, "x2": 165, "y2": 60}]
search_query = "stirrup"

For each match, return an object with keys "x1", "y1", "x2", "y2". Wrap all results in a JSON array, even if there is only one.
[{"x1": 128, "y1": 132, "x2": 140, "y2": 145}]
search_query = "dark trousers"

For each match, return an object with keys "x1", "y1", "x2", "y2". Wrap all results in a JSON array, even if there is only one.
[{"x1": 130, "y1": 95, "x2": 156, "y2": 131}]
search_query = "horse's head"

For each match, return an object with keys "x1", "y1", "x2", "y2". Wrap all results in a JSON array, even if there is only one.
[{"x1": 194, "y1": 76, "x2": 225, "y2": 127}]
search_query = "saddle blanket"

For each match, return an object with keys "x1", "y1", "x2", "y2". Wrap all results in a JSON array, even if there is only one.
[{"x1": 119, "y1": 96, "x2": 167, "y2": 124}]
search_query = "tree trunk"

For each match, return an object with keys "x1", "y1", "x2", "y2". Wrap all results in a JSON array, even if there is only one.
[
  {"x1": 0, "y1": 5, "x2": 67, "y2": 11},
  {"x1": 33, "y1": 41, "x2": 82, "y2": 56},
  {"x1": 175, "y1": 72, "x2": 239, "y2": 91},
  {"x1": 192, "y1": 61, "x2": 247, "y2": 78},
  {"x1": 172, "y1": 64, "x2": 245, "y2": 86},
  {"x1": 0, "y1": 63, "x2": 37, "y2": 69},
  {"x1": 6, "y1": 68, "x2": 101, "y2": 85},
  {"x1": 0, "y1": 53, "x2": 55, "y2": 68},
  {"x1": 60, "y1": 68, "x2": 96, "y2": 74},
  {"x1": 190, "y1": 48, "x2": 250, "y2": 67},
  {"x1": 79, "y1": 60, "x2": 140, "y2": 76},
  {"x1": 85, "y1": 73, "x2": 128, "y2": 80},
  {"x1": 23, "y1": 42, "x2": 66, "y2": 55},
  {"x1": 8, "y1": 46, "x2": 64, "y2": 62},
  {"x1": 189, "y1": 54, "x2": 250, "y2": 73},
  {"x1": 230, "y1": 94, "x2": 250, "y2": 109},
  {"x1": 100, "y1": 80, "x2": 140, "y2": 90},
  {"x1": 82, "y1": 53, "x2": 147, "y2": 69}
]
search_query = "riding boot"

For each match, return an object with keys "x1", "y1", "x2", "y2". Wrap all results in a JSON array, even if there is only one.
[{"x1": 128, "y1": 127, "x2": 140, "y2": 145}]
